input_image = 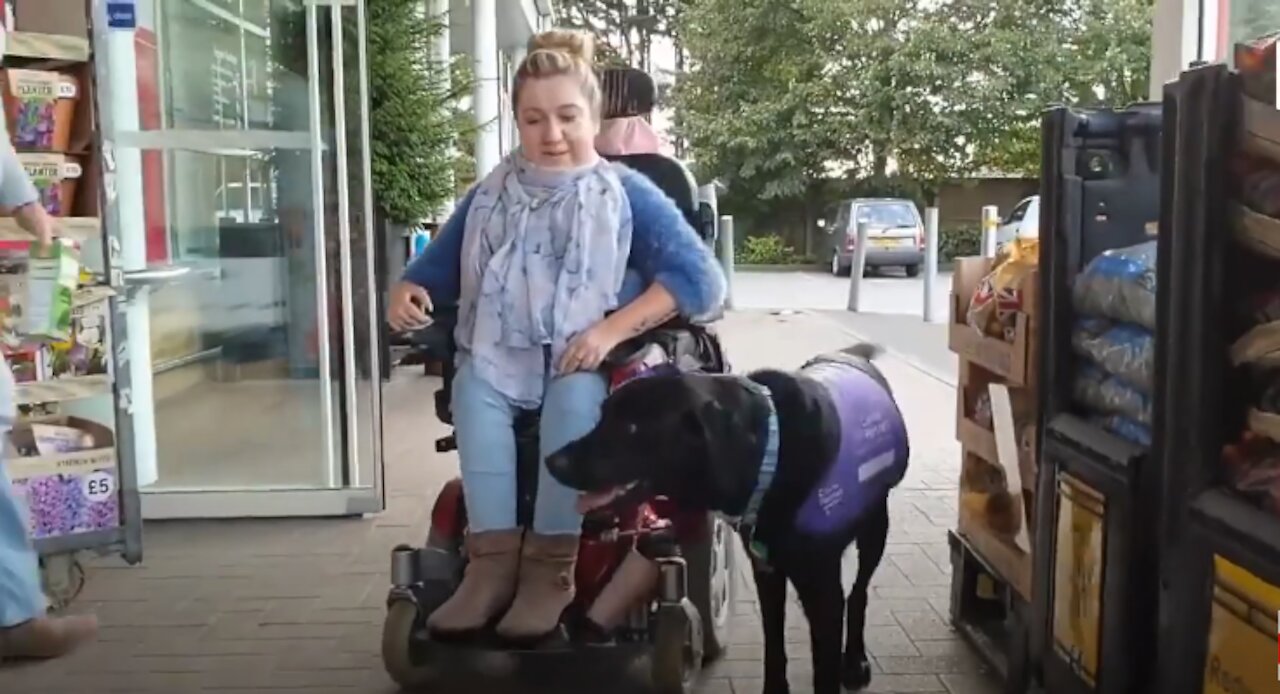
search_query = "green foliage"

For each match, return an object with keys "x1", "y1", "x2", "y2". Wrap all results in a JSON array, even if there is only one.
[
  {"x1": 671, "y1": 0, "x2": 1153, "y2": 211},
  {"x1": 736, "y1": 234, "x2": 804, "y2": 265},
  {"x1": 940, "y1": 227, "x2": 982, "y2": 261},
  {"x1": 555, "y1": 0, "x2": 683, "y2": 70},
  {"x1": 367, "y1": 0, "x2": 471, "y2": 224}
]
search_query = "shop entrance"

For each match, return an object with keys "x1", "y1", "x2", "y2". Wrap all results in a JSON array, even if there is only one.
[{"x1": 101, "y1": 0, "x2": 385, "y2": 518}]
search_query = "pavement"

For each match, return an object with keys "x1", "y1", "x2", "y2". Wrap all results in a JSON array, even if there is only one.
[
  {"x1": 735, "y1": 270, "x2": 956, "y2": 385},
  {"x1": 2, "y1": 300, "x2": 991, "y2": 693}
]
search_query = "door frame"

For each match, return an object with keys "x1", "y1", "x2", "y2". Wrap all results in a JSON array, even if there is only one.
[{"x1": 94, "y1": 0, "x2": 384, "y2": 519}]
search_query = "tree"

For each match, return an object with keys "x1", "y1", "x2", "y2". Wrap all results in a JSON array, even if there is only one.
[
  {"x1": 670, "y1": 0, "x2": 868, "y2": 249},
  {"x1": 555, "y1": 0, "x2": 682, "y2": 71},
  {"x1": 366, "y1": 0, "x2": 472, "y2": 224}
]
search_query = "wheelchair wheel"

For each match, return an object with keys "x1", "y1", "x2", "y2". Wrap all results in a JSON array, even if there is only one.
[
  {"x1": 382, "y1": 600, "x2": 434, "y2": 689},
  {"x1": 651, "y1": 599, "x2": 703, "y2": 694},
  {"x1": 683, "y1": 514, "x2": 734, "y2": 662}
]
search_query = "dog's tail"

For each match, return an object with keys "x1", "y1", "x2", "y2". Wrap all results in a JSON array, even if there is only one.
[{"x1": 841, "y1": 342, "x2": 884, "y2": 362}]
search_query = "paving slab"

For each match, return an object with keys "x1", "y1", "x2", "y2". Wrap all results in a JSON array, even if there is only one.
[{"x1": 1, "y1": 309, "x2": 996, "y2": 694}]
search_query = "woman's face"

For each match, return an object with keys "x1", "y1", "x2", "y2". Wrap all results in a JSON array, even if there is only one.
[{"x1": 516, "y1": 74, "x2": 599, "y2": 170}]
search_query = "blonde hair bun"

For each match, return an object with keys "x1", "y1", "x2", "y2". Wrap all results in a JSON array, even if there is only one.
[{"x1": 528, "y1": 29, "x2": 595, "y2": 64}]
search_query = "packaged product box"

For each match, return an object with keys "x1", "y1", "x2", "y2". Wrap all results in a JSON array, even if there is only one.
[
  {"x1": 22, "y1": 239, "x2": 78, "y2": 342},
  {"x1": 0, "y1": 68, "x2": 78, "y2": 152},
  {"x1": 17, "y1": 152, "x2": 80, "y2": 216},
  {"x1": 12, "y1": 0, "x2": 88, "y2": 38},
  {"x1": 6, "y1": 415, "x2": 118, "y2": 539}
]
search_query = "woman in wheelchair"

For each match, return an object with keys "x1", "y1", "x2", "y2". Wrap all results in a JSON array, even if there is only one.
[{"x1": 386, "y1": 29, "x2": 725, "y2": 643}]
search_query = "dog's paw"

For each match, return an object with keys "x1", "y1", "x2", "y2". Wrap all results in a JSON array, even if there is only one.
[{"x1": 841, "y1": 658, "x2": 872, "y2": 691}]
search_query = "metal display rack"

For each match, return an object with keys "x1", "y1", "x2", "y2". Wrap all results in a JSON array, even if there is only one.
[
  {"x1": 3, "y1": 4, "x2": 145, "y2": 605},
  {"x1": 1156, "y1": 61, "x2": 1280, "y2": 694}
]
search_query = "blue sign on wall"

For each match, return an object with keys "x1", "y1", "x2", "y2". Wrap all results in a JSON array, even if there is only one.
[{"x1": 106, "y1": 1, "x2": 137, "y2": 29}]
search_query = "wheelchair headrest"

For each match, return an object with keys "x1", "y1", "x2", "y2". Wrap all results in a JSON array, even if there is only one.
[
  {"x1": 597, "y1": 66, "x2": 712, "y2": 243},
  {"x1": 600, "y1": 66, "x2": 656, "y2": 119}
]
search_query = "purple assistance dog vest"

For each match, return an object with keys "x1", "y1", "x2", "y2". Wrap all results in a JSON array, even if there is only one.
[{"x1": 791, "y1": 357, "x2": 909, "y2": 536}]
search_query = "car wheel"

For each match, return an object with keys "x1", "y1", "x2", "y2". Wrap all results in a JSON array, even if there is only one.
[
  {"x1": 830, "y1": 253, "x2": 846, "y2": 277},
  {"x1": 905, "y1": 264, "x2": 920, "y2": 278}
]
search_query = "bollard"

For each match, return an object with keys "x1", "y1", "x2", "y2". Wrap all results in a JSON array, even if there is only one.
[
  {"x1": 981, "y1": 205, "x2": 1000, "y2": 258},
  {"x1": 718, "y1": 215, "x2": 735, "y2": 310},
  {"x1": 923, "y1": 207, "x2": 940, "y2": 323},
  {"x1": 845, "y1": 220, "x2": 871, "y2": 312}
]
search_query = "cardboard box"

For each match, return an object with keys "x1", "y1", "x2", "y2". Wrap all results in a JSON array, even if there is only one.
[
  {"x1": 958, "y1": 489, "x2": 1033, "y2": 600},
  {"x1": 948, "y1": 256, "x2": 1038, "y2": 385},
  {"x1": 12, "y1": 0, "x2": 88, "y2": 38},
  {"x1": 6, "y1": 414, "x2": 119, "y2": 539}
]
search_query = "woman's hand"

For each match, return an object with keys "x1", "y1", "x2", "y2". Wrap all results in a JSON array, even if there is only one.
[
  {"x1": 388, "y1": 281, "x2": 433, "y2": 332},
  {"x1": 13, "y1": 201, "x2": 54, "y2": 251},
  {"x1": 559, "y1": 321, "x2": 627, "y2": 374}
]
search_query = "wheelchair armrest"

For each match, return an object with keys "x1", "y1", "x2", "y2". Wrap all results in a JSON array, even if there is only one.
[
  {"x1": 406, "y1": 305, "x2": 460, "y2": 361},
  {"x1": 603, "y1": 320, "x2": 729, "y2": 374}
]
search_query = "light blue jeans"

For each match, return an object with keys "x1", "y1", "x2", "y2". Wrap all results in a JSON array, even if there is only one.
[
  {"x1": 0, "y1": 465, "x2": 44, "y2": 628},
  {"x1": 452, "y1": 356, "x2": 608, "y2": 535}
]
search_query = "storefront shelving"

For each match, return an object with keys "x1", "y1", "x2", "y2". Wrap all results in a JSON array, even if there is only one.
[
  {"x1": 1155, "y1": 58, "x2": 1280, "y2": 694},
  {"x1": 0, "y1": 6, "x2": 141, "y2": 588}
]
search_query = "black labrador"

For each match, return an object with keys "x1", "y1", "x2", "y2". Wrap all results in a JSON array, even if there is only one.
[{"x1": 546, "y1": 344, "x2": 908, "y2": 694}]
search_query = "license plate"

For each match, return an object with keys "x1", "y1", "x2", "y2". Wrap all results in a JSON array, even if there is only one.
[{"x1": 872, "y1": 238, "x2": 902, "y2": 248}]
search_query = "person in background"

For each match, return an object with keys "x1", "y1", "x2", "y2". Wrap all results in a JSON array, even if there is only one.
[
  {"x1": 388, "y1": 29, "x2": 724, "y2": 642},
  {"x1": 0, "y1": 138, "x2": 99, "y2": 660}
]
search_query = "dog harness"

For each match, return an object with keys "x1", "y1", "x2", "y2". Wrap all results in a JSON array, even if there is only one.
[
  {"x1": 737, "y1": 357, "x2": 908, "y2": 561},
  {"x1": 792, "y1": 357, "x2": 909, "y2": 536},
  {"x1": 736, "y1": 379, "x2": 780, "y2": 563}
]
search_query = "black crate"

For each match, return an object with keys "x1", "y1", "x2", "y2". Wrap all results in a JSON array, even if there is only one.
[
  {"x1": 1035, "y1": 414, "x2": 1149, "y2": 694},
  {"x1": 1156, "y1": 62, "x2": 1280, "y2": 694},
  {"x1": 1031, "y1": 104, "x2": 1166, "y2": 694},
  {"x1": 1036, "y1": 104, "x2": 1163, "y2": 429}
]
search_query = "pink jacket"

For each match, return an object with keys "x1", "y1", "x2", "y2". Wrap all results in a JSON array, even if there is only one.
[{"x1": 595, "y1": 117, "x2": 664, "y2": 156}]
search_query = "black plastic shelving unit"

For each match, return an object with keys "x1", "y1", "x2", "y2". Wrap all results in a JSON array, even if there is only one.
[
  {"x1": 1156, "y1": 62, "x2": 1280, "y2": 694},
  {"x1": 1031, "y1": 103, "x2": 1166, "y2": 694}
]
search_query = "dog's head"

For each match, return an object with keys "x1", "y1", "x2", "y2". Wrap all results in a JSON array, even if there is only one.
[{"x1": 545, "y1": 372, "x2": 770, "y2": 515}]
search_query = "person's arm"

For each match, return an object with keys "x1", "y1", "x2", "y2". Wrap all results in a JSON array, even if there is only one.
[
  {"x1": 399, "y1": 187, "x2": 476, "y2": 307},
  {"x1": 0, "y1": 142, "x2": 51, "y2": 248},
  {"x1": 620, "y1": 171, "x2": 726, "y2": 319}
]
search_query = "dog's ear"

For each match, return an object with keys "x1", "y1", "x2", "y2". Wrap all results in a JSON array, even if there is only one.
[{"x1": 694, "y1": 397, "x2": 756, "y2": 505}]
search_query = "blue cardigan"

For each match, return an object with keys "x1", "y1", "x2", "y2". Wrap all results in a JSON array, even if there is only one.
[{"x1": 402, "y1": 166, "x2": 725, "y2": 318}]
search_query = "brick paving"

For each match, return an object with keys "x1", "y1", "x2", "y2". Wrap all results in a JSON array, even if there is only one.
[{"x1": 1, "y1": 309, "x2": 998, "y2": 694}]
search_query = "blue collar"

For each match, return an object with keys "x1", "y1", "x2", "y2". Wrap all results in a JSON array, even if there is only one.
[{"x1": 737, "y1": 380, "x2": 780, "y2": 527}]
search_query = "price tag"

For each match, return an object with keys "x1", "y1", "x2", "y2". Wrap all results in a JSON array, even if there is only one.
[{"x1": 81, "y1": 471, "x2": 114, "y2": 502}]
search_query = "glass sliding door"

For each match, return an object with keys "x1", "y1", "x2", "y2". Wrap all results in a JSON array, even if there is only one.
[{"x1": 95, "y1": 0, "x2": 384, "y2": 518}]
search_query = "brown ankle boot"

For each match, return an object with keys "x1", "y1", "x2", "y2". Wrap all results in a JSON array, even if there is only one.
[
  {"x1": 495, "y1": 532, "x2": 578, "y2": 641},
  {"x1": 426, "y1": 529, "x2": 523, "y2": 635},
  {"x1": 0, "y1": 614, "x2": 98, "y2": 660}
]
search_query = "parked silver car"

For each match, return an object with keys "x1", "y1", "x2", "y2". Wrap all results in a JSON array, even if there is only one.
[{"x1": 824, "y1": 198, "x2": 925, "y2": 277}]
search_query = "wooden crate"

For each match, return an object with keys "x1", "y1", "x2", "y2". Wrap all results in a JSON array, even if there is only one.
[{"x1": 948, "y1": 256, "x2": 1038, "y2": 386}]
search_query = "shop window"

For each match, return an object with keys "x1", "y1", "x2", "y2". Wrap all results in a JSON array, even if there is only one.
[{"x1": 1219, "y1": 0, "x2": 1280, "y2": 61}]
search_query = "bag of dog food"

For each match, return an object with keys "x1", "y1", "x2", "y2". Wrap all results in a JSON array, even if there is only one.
[
  {"x1": 1090, "y1": 414, "x2": 1152, "y2": 447},
  {"x1": 1237, "y1": 156, "x2": 1280, "y2": 218},
  {"x1": 967, "y1": 237, "x2": 1039, "y2": 340},
  {"x1": 1071, "y1": 318, "x2": 1155, "y2": 393},
  {"x1": 1235, "y1": 32, "x2": 1278, "y2": 111},
  {"x1": 1073, "y1": 363, "x2": 1152, "y2": 426},
  {"x1": 1072, "y1": 240, "x2": 1158, "y2": 330},
  {"x1": 1222, "y1": 431, "x2": 1280, "y2": 518}
]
